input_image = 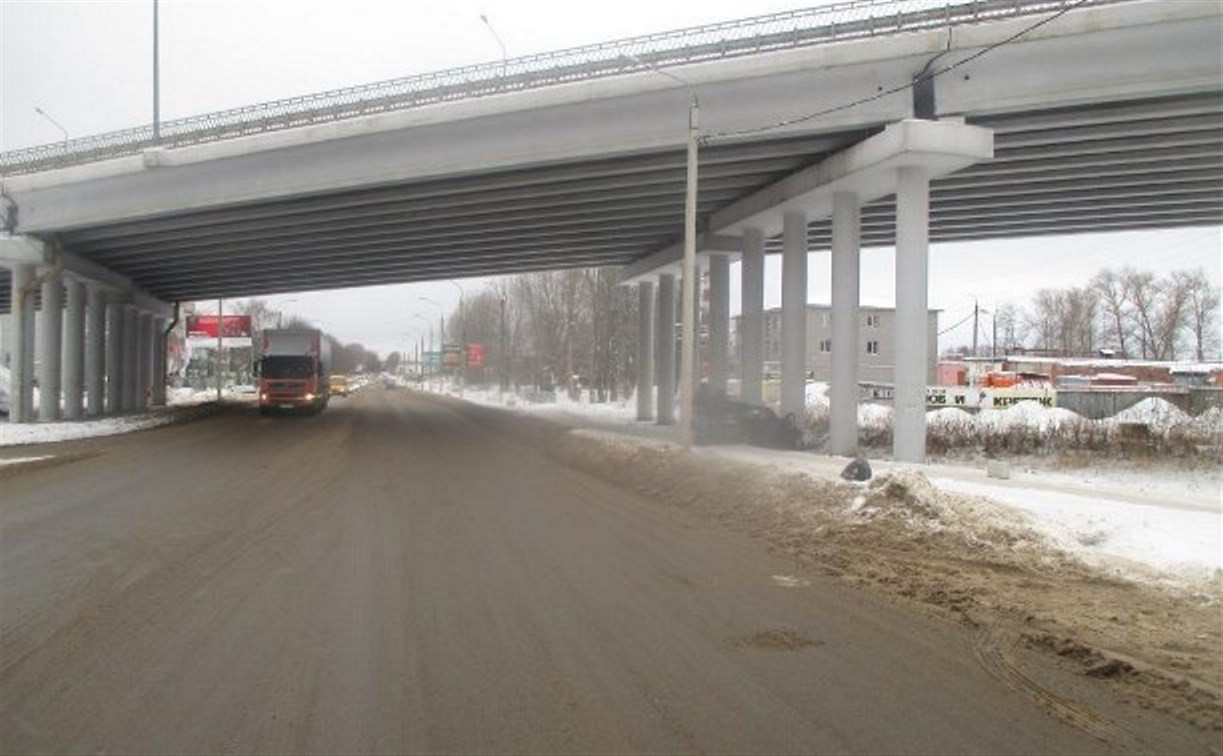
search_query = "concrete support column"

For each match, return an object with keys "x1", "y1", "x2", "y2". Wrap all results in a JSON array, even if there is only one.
[
  {"x1": 689, "y1": 263, "x2": 703, "y2": 398},
  {"x1": 136, "y1": 312, "x2": 152, "y2": 411},
  {"x1": 122, "y1": 306, "x2": 138, "y2": 412},
  {"x1": 830, "y1": 192, "x2": 862, "y2": 456},
  {"x1": 62, "y1": 279, "x2": 86, "y2": 420},
  {"x1": 85, "y1": 285, "x2": 106, "y2": 416},
  {"x1": 38, "y1": 276, "x2": 64, "y2": 422},
  {"x1": 9, "y1": 264, "x2": 36, "y2": 423},
  {"x1": 708, "y1": 254, "x2": 730, "y2": 396},
  {"x1": 739, "y1": 228, "x2": 765, "y2": 405},
  {"x1": 105, "y1": 301, "x2": 123, "y2": 413},
  {"x1": 152, "y1": 317, "x2": 167, "y2": 406},
  {"x1": 636, "y1": 281, "x2": 655, "y2": 421},
  {"x1": 780, "y1": 211, "x2": 808, "y2": 420},
  {"x1": 894, "y1": 166, "x2": 931, "y2": 463},
  {"x1": 655, "y1": 273, "x2": 676, "y2": 425}
]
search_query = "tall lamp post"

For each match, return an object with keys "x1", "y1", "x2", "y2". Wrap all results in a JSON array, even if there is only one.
[
  {"x1": 627, "y1": 55, "x2": 700, "y2": 446},
  {"x1": 34, "y1": 106, "x2": 69, "y2": 146},
  {"x1": 413, "y1": 313, "x2": 433, "y2": 389}
]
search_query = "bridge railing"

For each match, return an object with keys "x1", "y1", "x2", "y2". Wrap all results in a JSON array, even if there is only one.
[{"x1": 2, "y1": 0, "x2": 1115, "y2": 176}]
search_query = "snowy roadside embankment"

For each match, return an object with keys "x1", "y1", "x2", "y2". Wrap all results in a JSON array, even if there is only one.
[
  {"x1": 455, "y1": 383, "x2": 1221, "y2": 588},
  {"x1": 0, "y1": 386, "x2": 246, "y2": 447}
]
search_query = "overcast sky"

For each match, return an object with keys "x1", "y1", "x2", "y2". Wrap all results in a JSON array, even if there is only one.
[{"x1": 2, "y1": 0, "x2": 1219, "y2": 357}]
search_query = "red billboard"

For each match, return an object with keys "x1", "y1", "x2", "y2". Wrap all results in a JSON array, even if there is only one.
[
  {"x1": 186, "y1": 314, "x2": 252, "y2": 338},
  {"x1": 466, "y1": 343, "x2": 485, "y2": 368}
]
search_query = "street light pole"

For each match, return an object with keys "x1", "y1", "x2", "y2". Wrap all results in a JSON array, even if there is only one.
[
  {"x1": 153, "y1": 0, "x2": 160, "y2": 142},
  {"x1": 679, "y1": 96, "x2": 699, "y2": 447},
  {"x1": 625, "y1": 54, "x2": 700, "y2": 446},
  {"x1": 34, "y1": 107, "x2": 69, "y2": 146}
]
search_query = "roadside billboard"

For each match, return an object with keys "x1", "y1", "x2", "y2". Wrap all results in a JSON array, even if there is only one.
[
  {"x1": 186, "y1": 314, "x2": 252, "y2": 339},
  {"x1": 466, "y1": 343, "x2": 485, "y2": 368}
]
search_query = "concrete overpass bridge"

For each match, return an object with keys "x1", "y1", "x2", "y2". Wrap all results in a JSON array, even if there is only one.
[{"x1": 2, "y1": 0, "x2": 1220, "y2": 462}]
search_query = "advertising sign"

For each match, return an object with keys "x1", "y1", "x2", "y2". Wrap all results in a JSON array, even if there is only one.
[
  {"x1": 186, "y1": 314, "x2": 252, "y2": 339},
  {"x1": 425, "y1": 351, "x2": 443, "y2": 369},
  {"x1": 442, "y1": 344, "x2": 463, "y2": 367},
  {"x1": 466, "y1": 343, "x2": 485, "y2": 368}
]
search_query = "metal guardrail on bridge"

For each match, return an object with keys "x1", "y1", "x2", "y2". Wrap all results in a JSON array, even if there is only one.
[{"x1": 1, "y1": 0, "x2": 1118, "y2": 176}]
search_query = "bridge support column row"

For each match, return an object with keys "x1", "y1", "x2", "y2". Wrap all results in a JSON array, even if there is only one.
[{"x1": 3, "y1": 268, "x2": 167, "y2": 423}]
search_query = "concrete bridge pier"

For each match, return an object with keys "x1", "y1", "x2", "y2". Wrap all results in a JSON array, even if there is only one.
[
  {"x1": 636, "y1": 280, "x2": 655, "y2": 421},
  {"x1": 85, "y1": 284, "x2": 107, "y2": 416},
  {"x1": 739, "y1": 228, "x2": 765, "y2": 406},
  {"x1": 708, "y1": 254, "x2": 730, "y2": 396},
  {"x1": 136, "y1": 312, "x2": 152, "y2": 411},
  {"x1": 152, "y1": 317, "x2": 168, "y2": 407},
  {"x1": 105, "y1": 300, "x2": 124, "y2": 414},
  {"x1": 894, "y1": 166, "x2": 931, "y2": 463},
  {"x1": 38, "y1": 276, "x2": 64, "y2": 422},
  {"x1": 121, "y1": 305, "x2": 138, "y2": 412},
  {"x1": 62, "y1": 278, "x2": 86, "y2": 420},
  {"x1": 829, "y1": 192, "x2": 862, "y2": 456},
  {"x1": 780, "y1": 211, "x2": 808, "y2": 422},
  {"x1": 655, "y1": 273, "x2": 676, "y2": 425},
  {"x1": 8, "y1": 264, "x2": 36, "y2": 422}
]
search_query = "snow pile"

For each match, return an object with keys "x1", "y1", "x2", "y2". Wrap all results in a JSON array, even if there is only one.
[
  {"x1": 1113, "y1": 397, "x2": 1192, "y2": 433},
  {"x1": 977, "y1": 401, "x2": 1081, "y2": 433},
  {"x1": 857, "y1": 402, "x2": 894, "y2": 431},
  {"x1": 0, "y1": 413, "x2": 180, "y2": 446},
  {"x1": 0, "y1": 365, "x2": 10, "y2": 416}
]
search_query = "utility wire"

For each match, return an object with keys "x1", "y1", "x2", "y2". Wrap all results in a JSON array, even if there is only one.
[
  {"x1": 938, "y1": 309, "x2": 977, "y2": 336},
  {"x1": 702, "y1": 0, "x2": 1090, "y2": 144}
]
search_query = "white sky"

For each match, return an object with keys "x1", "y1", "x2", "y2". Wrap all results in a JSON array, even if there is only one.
[{"x1": 2, "y1": 0, "x2": 1219, "y2": 356}]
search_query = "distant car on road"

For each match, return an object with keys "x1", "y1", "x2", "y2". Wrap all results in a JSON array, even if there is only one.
[{"x1": 329, "y1": 375, "x2": 350, "y2": 398}]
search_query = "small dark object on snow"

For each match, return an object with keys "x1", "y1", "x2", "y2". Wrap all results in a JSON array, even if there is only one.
[
  {"x1": 840, "y1": 457, "x2": 872, "y2": 482},
  {"x1": 1084, "y1": 658, "x2": 1133, "y2": 678}
]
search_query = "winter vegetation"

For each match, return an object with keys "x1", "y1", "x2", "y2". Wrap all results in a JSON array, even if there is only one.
[{"x1": 957, "y1": 266, "x2": 1220, "y2": 360}]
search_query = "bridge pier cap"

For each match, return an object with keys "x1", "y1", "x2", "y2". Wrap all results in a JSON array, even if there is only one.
[{"x1": 621, "y1": 119, "x2": 992, "y2": 284}]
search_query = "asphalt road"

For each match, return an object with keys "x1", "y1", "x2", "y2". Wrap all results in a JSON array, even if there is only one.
[{"x1": 0, "y1": 388, "x2": 1201, "y2": 753}]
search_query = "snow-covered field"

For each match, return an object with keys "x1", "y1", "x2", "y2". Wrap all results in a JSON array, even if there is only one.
[{"x1": 454, "y1": 383, "x2": 1222, "y2": 587}]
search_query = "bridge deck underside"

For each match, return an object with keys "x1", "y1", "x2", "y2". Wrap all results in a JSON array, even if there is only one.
[{"x1": 1, "y1": 92, "x2": 1219, "y2": 311}]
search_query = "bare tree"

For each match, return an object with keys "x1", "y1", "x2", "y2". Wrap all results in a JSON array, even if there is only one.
[
  {"x1": 1182, "y1": 268, "x2": 1221, "y2": 361},
  {"x1": 992, "y1": 303, "x2": 1024, "y2": 354},
  {"x1": 1091, "y1": 269, "x2": 1131, "y2": 355}
]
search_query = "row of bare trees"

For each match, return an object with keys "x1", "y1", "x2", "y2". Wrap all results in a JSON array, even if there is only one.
[
  {"x1": 985, "y1": 267, "x2": 1219, "y2": 361},
  {"x1": 438, "y1": 268, "x2": 639, "y2": 399}
]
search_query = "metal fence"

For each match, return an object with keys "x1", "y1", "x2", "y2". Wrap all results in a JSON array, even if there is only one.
[{"x1": 1, "y1": 0, "x2": 1119, "y2": 176}]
